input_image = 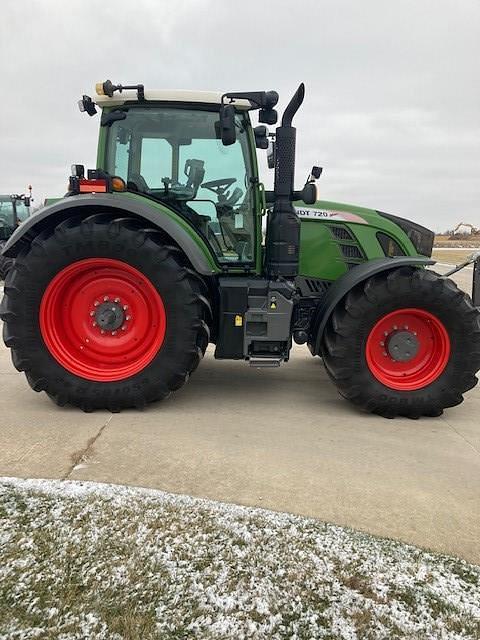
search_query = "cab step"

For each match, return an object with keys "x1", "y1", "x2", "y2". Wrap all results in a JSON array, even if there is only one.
[{"x1": 249, "y1": 356, "x2": 283, "y2": 368}]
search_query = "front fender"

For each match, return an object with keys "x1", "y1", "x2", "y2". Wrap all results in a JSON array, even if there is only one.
[
  {"x1": 2, "y1": 193, "x2": 219, "y2": 276},
  {"x1": 309, "y1": 256, "x2": 435, "y2": 355}
]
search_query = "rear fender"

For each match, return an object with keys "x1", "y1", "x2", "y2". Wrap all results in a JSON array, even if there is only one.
[
  {"x1": 2, "y1": 193, "x2": 219, "y2": 276},
  {"x1": 309, "y1": 256, "x2": 435, "y2": 355}
]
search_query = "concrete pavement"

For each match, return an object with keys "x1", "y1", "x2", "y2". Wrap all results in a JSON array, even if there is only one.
[{"x1": 0, "y1": 265, "x2": 479, "y2": 563}]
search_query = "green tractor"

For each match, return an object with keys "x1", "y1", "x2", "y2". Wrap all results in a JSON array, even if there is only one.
[
  {"x1": 1, "y1": 81, "x2": 479, "y2": 416},
  {"x1": 0, "y1": 191, "x2": 32, "y2": 279}
]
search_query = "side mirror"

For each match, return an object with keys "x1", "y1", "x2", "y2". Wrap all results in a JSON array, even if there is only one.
[
  {"x1": 254, "y1": 125, "x2": 269, "y2": 149},
  {"x1": 300, "y1": 182, "x2": 317, "y2": 205},
  {"x1": 219, "y1": 104, "x2": 236, "y2": 146},
  {"x1": 267, "y1": 140, "x2": 275, "y2": 169},
  {"x1": 23, "y1": 197, "x2": 31, "y2": 207},
  {"x1": 294, "y1": 166, "x2": 322, "y2": 204}
]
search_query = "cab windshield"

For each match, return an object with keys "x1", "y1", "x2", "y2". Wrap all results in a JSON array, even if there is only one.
[{"x1": 105, "y1": 106, "x2": 256, "y2": 263}]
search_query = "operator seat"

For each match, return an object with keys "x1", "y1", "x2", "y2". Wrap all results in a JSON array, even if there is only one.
[{"x1": 127, "y1": 173, "x2": 150, "y2": 193}]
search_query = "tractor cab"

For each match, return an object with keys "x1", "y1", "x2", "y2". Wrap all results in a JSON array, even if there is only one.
[
  {"x1": 102, "y1": 104, "x2": 257, "y2": 264},
  {"x1": 0, "y1": 195, "x2": 30, "y2": 241},
  {"x1": 76, "y1": 85, "x2": 273, "y2": 268}
]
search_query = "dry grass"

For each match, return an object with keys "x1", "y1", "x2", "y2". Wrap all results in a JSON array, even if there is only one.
[
  {"x1": 434, "y1": 235, "x2": 480, "y2": 249},
  {"x1": 432, "y1": 248, "x2": 477, "y2": 265}
]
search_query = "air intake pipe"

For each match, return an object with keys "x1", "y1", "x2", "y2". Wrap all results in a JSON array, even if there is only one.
[{"x1": 266, "y1": 83, "x2": 305, "y2": 279}]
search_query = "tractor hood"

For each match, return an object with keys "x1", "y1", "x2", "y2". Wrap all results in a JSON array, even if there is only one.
[{"x1": 295, "y1": 200, "x2": 434, "y2": 258}]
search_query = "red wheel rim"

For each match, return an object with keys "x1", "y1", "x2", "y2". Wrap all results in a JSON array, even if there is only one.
[
  {"x1": 365, "y1": 308, "x2": 450, "y2": 391},
  {"x1": 40, "y1": 258, "x2": 166, "y2": 382}
]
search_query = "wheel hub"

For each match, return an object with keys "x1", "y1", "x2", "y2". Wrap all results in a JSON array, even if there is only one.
[
  {"x1": 386, "y1": 330, "x2": 419, "y2": 362},
  {"x1": 94, "y1": 301, "x2": 125, "y2": 332}
]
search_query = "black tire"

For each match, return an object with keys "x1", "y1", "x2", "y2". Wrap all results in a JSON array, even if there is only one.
[
  {"x1": 0, "y1": 243, "x2": 13, "y2": 281},
  {"x1": 321, "y1": 267, "x2": 480, "y2": 418},
  {"x1": 0, "y1": 214, "x2": 211, "y2": 412}
]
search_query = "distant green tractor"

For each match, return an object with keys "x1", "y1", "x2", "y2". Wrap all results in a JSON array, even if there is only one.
[
  {"x1": 0, "y1": 192, "x2": 31, "y2": 279},
  {"x1": 1, "y1": 81, "x2": 479, "y2": 416}
]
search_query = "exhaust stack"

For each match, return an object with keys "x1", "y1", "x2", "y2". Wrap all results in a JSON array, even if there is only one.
[{"x1": 266, "y1": 83, "x2": 305, "y2": 279}]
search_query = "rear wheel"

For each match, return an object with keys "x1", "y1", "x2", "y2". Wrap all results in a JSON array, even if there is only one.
[
  {"x1": 0, "y1": 215, "x2": 211, "y2": 411},
  {"x1": 0, "y1": 242, "x2": 14, "y2": 281},
  {"x1": 321, "y1": 267, "x2": 480, "y2": 417}
]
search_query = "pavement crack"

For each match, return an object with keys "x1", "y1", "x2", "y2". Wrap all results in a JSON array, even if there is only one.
[
  {"x1": 441, "y1": 415, "x2": 480, "y2": 457},
  {"x1": 62, "y1": 415, "x2": 113, "y2": 480}
]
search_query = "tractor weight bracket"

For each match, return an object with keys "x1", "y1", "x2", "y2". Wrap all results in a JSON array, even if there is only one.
[
  {"x1": 474, "y1": 259, "x2": 480, "y2": 307},
  {"x1": 444, "y1": 251, "x2": 480, "y2": 307}
]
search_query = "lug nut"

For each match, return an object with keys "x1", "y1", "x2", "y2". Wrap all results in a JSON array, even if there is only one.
[
  {"x1": 121, "y1": 326, "x2": 126, "y2": 331},
  {"x1": 123, "y1": 305, "x2": 128, "y2": 311},
  {"x1": 383, "y1": 351, "x2": 388, "y2": 356},
  {"x1": 380, "y1": 341, "x2": 385, "y2": 347},
  {"x1": 92, "y1": 321, "x2": 97, "y2": 327},
  {"x1": 89, "y1": 311, "x2": 95, "y2": 317},
  {"x1": 111, "y1": 331, "x2": 117, "y2": 336},
  {"x1": 114, "y1": 298, "x2": 120, "y2": 303},
  {"x1": 126, "y1": 315, "x2": 131, "y2": 321},
  {"x1": 85, "y1": 338, "x2": 89, "y2": 343},
  {"x1": 94, "y1": 301, "x2": 100, "y2": 307},
  {"x1": 103, "y1": 296, "x2": 109, "y2": 302},
  {"x1": 101, "y1": 330, "x2": 105, "y2": 335}
]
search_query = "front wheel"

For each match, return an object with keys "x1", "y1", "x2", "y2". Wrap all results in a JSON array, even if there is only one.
[
  {"x1": 0, "y1": 215, "x2": 211, "y2": 412},
  {"x1": 321, "y1": 267, "x2": 480, "y2": 418}
]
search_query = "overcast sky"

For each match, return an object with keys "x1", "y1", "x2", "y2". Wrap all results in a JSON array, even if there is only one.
[{"x1": 1, "y1": 0, "x2": 479, "y2": 231}]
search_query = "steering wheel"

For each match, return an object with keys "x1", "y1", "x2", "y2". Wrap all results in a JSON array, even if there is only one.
[{"x1": 201, "y1": 178, "x2": 237, "y2": 197}]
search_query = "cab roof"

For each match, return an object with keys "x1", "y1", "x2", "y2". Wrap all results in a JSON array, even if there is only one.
[{"x1": 94, "y1": 90, "x2": 252, "y2": 110}]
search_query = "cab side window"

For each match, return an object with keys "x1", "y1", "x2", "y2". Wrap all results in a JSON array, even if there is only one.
[
  {"x1": 106, "y1": 107, "x2": 257, "y2": 264},
  {"x1": 140, "y1": 139, "x2": 172, "y2": 188}
]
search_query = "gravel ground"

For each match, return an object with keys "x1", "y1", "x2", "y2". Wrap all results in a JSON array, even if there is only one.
[{"x1": 1, "y1": 478, "x2": 479, "y2": 640}]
